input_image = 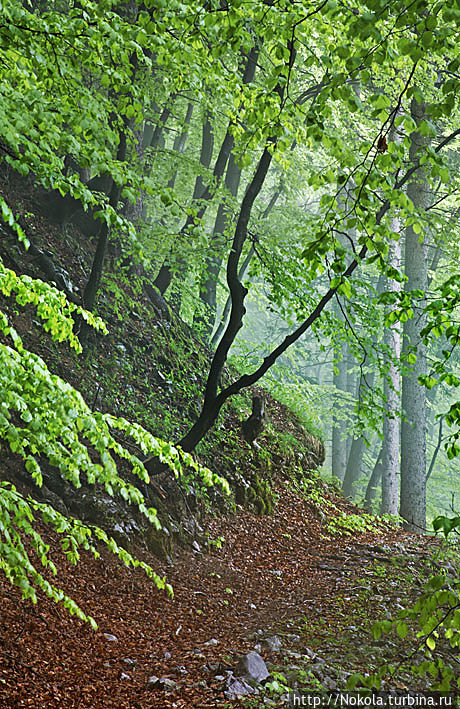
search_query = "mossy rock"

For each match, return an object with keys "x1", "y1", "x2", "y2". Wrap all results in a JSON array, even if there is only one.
[
  {"x1": 238, "y1": 474, "x2": 274, "y2": 515},
  {"x1": 143, "y1": 525, "x2": 172, "y2": 562}
]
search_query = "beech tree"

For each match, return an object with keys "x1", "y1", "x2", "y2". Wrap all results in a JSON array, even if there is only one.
[
  {"x1": 400, "y1": 98, "x2": 430, "y2": 532},
  {"x1": 2, "y1": 0, "x2": 460, "y2": 612}
]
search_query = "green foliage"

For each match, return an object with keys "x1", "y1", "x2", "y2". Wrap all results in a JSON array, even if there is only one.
[
  {"x1": 0, "y1": 481, "x2": 168, "y2": 628},
  {"x1": 0, "y1": 221, "x2": 230, "y2": 624},
  {"x1": 367, "y1": 560, "x2": 460, "y2": 691},
  {"x1": 2, "y1": 0, "x2": 460, "y2": 650},
  {"x1": 433, "y1": 514, "x2": 460, "y2": 539},
  {"x1": 326, "y1": 510, "x2": 396, "y2": 537}
]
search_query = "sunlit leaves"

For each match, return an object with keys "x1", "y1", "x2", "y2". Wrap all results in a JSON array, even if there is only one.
[{"x1": 432, "y1": 515, "x2": 460, "y2": 539}]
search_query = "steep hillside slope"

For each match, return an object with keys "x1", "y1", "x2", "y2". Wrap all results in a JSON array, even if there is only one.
[
  {"x1": 0, "y1": 167, "x2": 453, "y2": 709},
  {"x1": 0, "y1": 164, "x2": 328, "y2": 559}
]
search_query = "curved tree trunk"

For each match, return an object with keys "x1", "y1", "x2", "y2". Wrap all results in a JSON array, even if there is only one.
[
  {"x1": 209, "y1": 183, "x2": 284, "y2": 347},
  {"x1": 210, "y1": 244, "x2": 254, "y2": 347}
]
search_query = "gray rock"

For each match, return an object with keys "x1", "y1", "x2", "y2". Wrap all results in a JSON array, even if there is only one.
[
  {"x1": 263, "y1": 635, "x2": 282, "y2": 652},
  {"x1": 103, "y1": 633, "x2": 118, "y2": 642},
  {"x1": 303, "y1": 647, "x2": 317, "y2": 660},
  {"x1": 192, "y1": 540, "x2": 201, "y2": 553},
  {"x1": 123, "y1": 658, "x2": 137, "y2": 665},
  {"x1": 146, "y1": 676, "x2": 179, "y2": 691},
  {"x1": 120, "y1": 672, "x2": 131, "y2": 680},
  {"x1": 204, "y1": 638, "x2": 219, "y2": 647},
  {"x1": 224, "y1": 675, "x2": 259, "y2": 699},
  {"x1": 284, "y1": 634, "x2": 300, "y2": 643},
  {"x1": 160, "y1": 678, "x2": 180, "y2": 691},
  {"x1": 285, "y1": 651, "x2": 302, "y2": 660},
  {"x1": 236, "y1": 651, "x2": 269, "y2": 683},
  {"x1": 173, "y1": 665, "x2": 188, "y2": 675},
  {"x1": 40, "y1": 487, "x2": 68, "y2": 516}
]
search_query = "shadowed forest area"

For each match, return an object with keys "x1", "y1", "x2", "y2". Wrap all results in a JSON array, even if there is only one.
[{"x1": 0, "y1": 0, "x2": 460, "y2": 706}]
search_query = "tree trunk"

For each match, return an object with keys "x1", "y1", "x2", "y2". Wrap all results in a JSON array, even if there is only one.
[
  {"x1": 82, "y1": 129, "x2": 128, "y2": 313},
  {"x1": 364, "y1": 444, "x2": 383, "y2": 511},
  {"x1": 341, "y1": 371, "x2": 374, "y2": 498},
  {"x1": 166, "y1": 102, "x2": 194, "y2": 191},
  {"x1": 194, "y1": 152, "x2": 242, "y2": 337},
  {"x1": 400, "y1": 97, "x2": 430, "y2": 533},
  {"x1": 346, "y1": 358, "x2": 356, "y2": 462},
  {"x1": 426, "y1": 415, "x2": 443, "y2": 483},
  {"x1": 210, "y1": 244, "x2": 254, "y2": 348},
  {"x1": 192, "y1": 112, "x2": 214, "y2": 201},
  {"x1": 332, "y1": 310, "x2": 348, "y2": 482},
  {"x1": 173, "y1": 43, "x2": 298, "y2": 455},
  {"x1": 381, "y1": 216, "x2": 402, "y2": 514},
  {"x1": 209, "y1": 183, "x2": 284, "y2": 347}
]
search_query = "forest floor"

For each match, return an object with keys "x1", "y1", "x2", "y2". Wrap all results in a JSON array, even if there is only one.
[
  {"x1": 0, "y1": 478, "x2": 440, "y2": 709},
  {"x1": 0, "y1": 170, "x2": 450, "y2": 708}
]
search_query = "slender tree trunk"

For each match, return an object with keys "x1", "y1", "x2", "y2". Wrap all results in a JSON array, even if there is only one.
[
  {"x1": 210, "y1": 244, "x2": 254, "y2": 348},
  {"x1": 192, "y1": 112, "x2": 214, "y2": 201},
  {"x1": 332, "y1": 312, "x2": 348, "y2": 482},
  {"x1": 426, "y1": 415, "x2": 443, "y2": 483},
  {"x1": 364, "y1": 444, "x2": 383, "y2": 511},
  {"x1": 170, "y1": 43, "x2": 297, "y2": 456},
  {"x1": 82, "y1": 130, "x2": 128, "y2": 312},
  {"x1": 168, "y1": 146, "x2": 277, "y2": 454},
  {"x1": 400, "y1": 98, "x2": 430, "y2": 533},
  {"x1": 381, "y1": 216, "x2": 402, "y2": 514},
  {"x1": 331, "y1": 173, "x2": 356, "y2": 481},
  {"x1": 143, "y1": 98, "x2": 175, "y2": 151},
  {"x1": 166, "y1": 102, "x2": 194, "y2": 191},
  {"x1": 140, "y1": 96, "x2": 176, "y2": 221},
  {"x1": 345, "y1": 359, "x2": 356, "y2": 462},
  {"x1": 341, "y1": 371, "x2": 375, "y2": 498},
  {"x1": 194, "y1": 152, "x2": 242, "y2": 337}
]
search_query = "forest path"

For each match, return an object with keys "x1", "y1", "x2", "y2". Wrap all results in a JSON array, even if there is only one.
[{"x1": 0, "y1": 482, "x2": 436, "y2": 708}]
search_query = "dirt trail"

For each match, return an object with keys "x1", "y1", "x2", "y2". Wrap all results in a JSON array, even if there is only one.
[{"x1": 0, "y1": 482, "x2": 433, "y2": 709}]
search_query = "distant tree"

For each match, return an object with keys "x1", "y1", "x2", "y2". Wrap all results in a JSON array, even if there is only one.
[{"x1": 400, "y1": 98, "x2": 431, "y2": 533}]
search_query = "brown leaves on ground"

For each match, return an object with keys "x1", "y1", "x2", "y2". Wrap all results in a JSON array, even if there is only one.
[{"x1": 0, "y1": 482, "x2": 432, "y2": 709}]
